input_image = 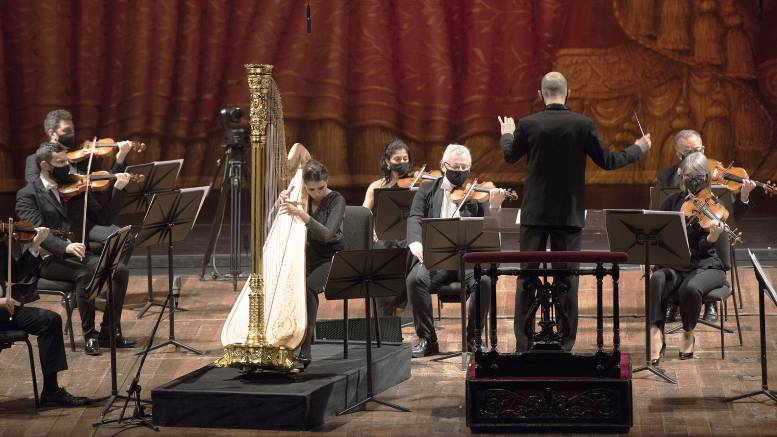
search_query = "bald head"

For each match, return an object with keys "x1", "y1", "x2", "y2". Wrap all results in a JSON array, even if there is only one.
[{"x1": 540, "y1": 72, "x2": 568, "y2": 100}]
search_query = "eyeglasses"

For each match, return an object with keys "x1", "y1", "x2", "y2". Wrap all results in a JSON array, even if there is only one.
[{"x1": 442, "y1": 162, "x2": 470, "y2": 171}]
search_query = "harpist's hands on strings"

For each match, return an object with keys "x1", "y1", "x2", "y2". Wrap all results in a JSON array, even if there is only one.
[
  {"x1": 274, "y1": 189, "x2": 290, "y2": 209},
  {"x1": 278, "y1": 200, "x2": 311, "y2": 224}
]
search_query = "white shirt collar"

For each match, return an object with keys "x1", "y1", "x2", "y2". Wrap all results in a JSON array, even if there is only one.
[
  {"x1": 40, "y1": 174, "x2": 57, "y2": 190},
  {"x1": 440, "y1": 176, "x2": 454, "y2": 192}
]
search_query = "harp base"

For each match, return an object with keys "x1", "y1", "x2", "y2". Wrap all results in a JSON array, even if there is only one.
[{"x1": 215, "y1": 343, "x2": 298, "y2": 373}]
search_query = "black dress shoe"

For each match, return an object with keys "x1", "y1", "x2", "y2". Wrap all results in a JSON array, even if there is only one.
[
  {"x1": 99, "y1": 334, "x2": 137, "y2": 348},
  {"x1": 679, "y1": 337, "x2": 695, "y2": 360},
  {"x1": 703, "y1": 303, "x2": 718, "y2": 323},
  {"x1": 651, "y1": 338, "x2": 666, "y2": 366},
  {"x1": 411, "y1": 338, "x2": 439, "y2": 358},
  {"x1": 297, "y1": 354, "x2": 312, "y2": 369},
  {"x1": 40, "y1": 388, "x2": 91, "y2": 407},
  {"x1": 665, "y1": 303, "x2": 679, "y2": 323},
  {"x1": 84, "y1": 337, "x2": 100, "y2": 356}
]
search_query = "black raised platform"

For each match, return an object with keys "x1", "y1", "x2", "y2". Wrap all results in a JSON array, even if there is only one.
[{"x1": 151, "y1": 342, "x2": 411, "y2": 430}]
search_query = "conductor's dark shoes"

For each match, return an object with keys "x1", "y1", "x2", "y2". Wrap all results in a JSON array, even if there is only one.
[{"x1": 412, "y1": 338, "x2": 439, "y2": 358}]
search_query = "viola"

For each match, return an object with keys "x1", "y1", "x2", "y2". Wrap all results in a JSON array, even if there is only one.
[
  {"x1": 708, "y1": 158, "x2": 776, "y2": 197},
  {"x1": 680, "y1": 188, "x2": 742, "y2": 244},
  {"x1": 66, "y1": 138, "x2": 146, "y2": 163},
  {"x1": 57, "y1": 171, "x2": 145, "y2": 198},
  {"x1": 450, "y1": 179, "x2": 518, "y2": 204},
  {"x1": 0, "y1": 221, "x2": 72, "y2": 241},
  {"x1": 396, "y1": 167, "x2": 442, "y2": 189}
]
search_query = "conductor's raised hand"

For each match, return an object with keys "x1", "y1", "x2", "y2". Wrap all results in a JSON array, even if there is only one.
[
  {"x1": 498, "y1": 116, "x2": 516, "y2": 136},
  {"x1": 635, "y1": 133, "x2": 652, "y2": 154}
]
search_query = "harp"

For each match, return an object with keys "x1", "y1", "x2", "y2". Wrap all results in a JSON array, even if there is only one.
[{"x1": 216, "y1": 64, "x2": 309, "y2": 372}]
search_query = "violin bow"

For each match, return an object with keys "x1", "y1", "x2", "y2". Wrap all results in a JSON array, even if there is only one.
[
  {"x1": 454, "y1": 178, "x2": 478, "y2": 217},
  {"x1": 5, "y1": 218, "x2": 13, "y2": 320},
  {"x1": 409, "y1": 164, "x2": 427, "y2": 188},
  {"x1": 80, "y1": 136, "x2": 98, "y2": 258},
  {"x1": 633, "y1": 111, "x2": 646, "y2": 137}
]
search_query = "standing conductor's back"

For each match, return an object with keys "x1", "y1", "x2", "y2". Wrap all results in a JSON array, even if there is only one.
[{"x1": 499, "y1": 71, "x2": 652, "y2": 352}]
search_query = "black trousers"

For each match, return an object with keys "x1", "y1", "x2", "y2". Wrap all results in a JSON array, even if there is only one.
[
  {"x1": 38, "y1": 255, "x2": 129, "y2": 339},
  {"x1": 649, "y1": 267, "x2": 727, "y2": 332},
  {"x1": 514, "y1": 225, "x2": 582, "y2": 352},
  {"x1": 0, "y1": 306, "x2": 68, "y2": 376},
  {"x1": 373, "y1": 241, "x2": 411, "y2": 317},
  {"x1": 405, "y1": 258, "x2": 491, "y2": 342},
  {"x1": 300, "y1": 260, "x2": 332, "y2": 357}
]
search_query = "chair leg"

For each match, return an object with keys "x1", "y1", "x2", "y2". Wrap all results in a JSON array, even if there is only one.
[
  {"x1": 436, "y1": 296, "x2": 442, "y2": 321},
  {"x1": 731, "y1": 288, "x2": 743, "y2": 346},
  {"x1": 65, "y1": 295, "x2": 76, "y2": 352},
  {"x1": 719, "y1": 302, "x2": 725, "y2": 360},
  {"x1": 372, "y1": 297, "x2": 382, "y2": 348},
  {"x1": 342, "y1": 299, "x2": 349, "y2": 359},
  {"x1": 24, "y1": 339, "x2": 39, "y2": 409}
]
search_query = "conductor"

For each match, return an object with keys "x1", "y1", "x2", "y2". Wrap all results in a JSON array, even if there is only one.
[{"x1": 498, "y1": 71, "x2": 652, "y2": 352}]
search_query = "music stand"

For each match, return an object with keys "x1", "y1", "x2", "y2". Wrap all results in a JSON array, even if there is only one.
[
  {"x1": 324, "y1": 248, "x2": 410, "y2": 415},
  {"x1": 422, "y1": 217, "x2": 501, "y2": 369},
  {"x1": 135, "y1": 186, "x2": 208, "y2": 355},
  {"x1": 86, "y1": 226, "x2": 134, "y2": 417},
  {"x1": 724, "y1": 250, "x2": 777, "y2": 404},
  {"x1": 373, "y1": 188, "x2": 416, "y2": 241},
  {"x1": 605, "y1": 209, "x2": 690, "y2": 384},
  {"x1": 120, "y1": 160, "x2": 183, "y2": 319}
]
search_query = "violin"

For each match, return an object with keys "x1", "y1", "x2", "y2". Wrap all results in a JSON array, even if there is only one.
[
  {"x1": 396, "y1": 166, "x2": 443, "y2": 188},
  {"x1": 680, "y1": 188, "x2": 742, "y2": 244},
  {"x1": 66, "y1": 138, "x2": 146, "y2": 163},
  {"x1": 450, "y1": 179, "x2": 519, "y2": 204},
  {"x1": 708, "y1": 158, "x2": 776, "y2": 197},
  {"x1": 0, "y1": 221, "x2": 72, "y2": 241},
  {"x1": 57, "y1": 171, "x2": 145, "y2": 198}
]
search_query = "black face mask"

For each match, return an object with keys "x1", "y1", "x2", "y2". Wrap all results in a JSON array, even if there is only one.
[
  {"x1": 389, "y1": 162, "x2": 411, "y2": 175},
  {"x1": 445, "y1": 169, "x2": 469, "y2": 187},
  {"x1": 58, "y1": 131, "x2": 76, "y2": 148},
  {"x1": 684, "y1": 174, "x2": 708, "y2": 195},
  {"x1": 51, "y1": 165, "x2": 71, "y2": 183}
]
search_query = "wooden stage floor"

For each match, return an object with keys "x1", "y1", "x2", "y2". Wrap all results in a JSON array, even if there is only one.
[{"x1": 2, "y1": 266, "x2": 777, "y2": 437}]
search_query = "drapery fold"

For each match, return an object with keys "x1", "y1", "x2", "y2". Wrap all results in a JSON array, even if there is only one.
[{"x1": 1, "y1": 0, "x2": 775, "y2": 191}]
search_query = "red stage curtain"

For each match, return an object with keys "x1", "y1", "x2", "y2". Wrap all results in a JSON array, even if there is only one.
[{"x1": 1, "y1": 0, "x2": 775, "y2": 191}]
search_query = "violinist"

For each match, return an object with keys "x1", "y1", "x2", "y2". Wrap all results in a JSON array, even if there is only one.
[
  {"x1": 276, "y1": 159, "x2": 345, "y2": 368},
  {"x1": 362, "y1": 139, "x2": 412, "y2": 210},
  {"x1": 0, "y1": 226, "x2": 90, "y2": 407},
  {"x1": 362, "y1": 139, "x2": 414, "y2": 316},
  {"x1": 24, "y1": 109, "x2": 133, "y2": 183},
  {"x1": 499, "y1": 71, "x2": 652, "y2": 352},
  {"x1": 657, "y1": 129, "x2": 756, "y2": 323},
  {"x1": 15, "y1": 142, "x2": 136, "y2": 356},
  {"x1": 648, "y1": 152, "x2": 751, "y2": 364},
  {"x1": 405, "y1": 144, "x2": 506, "y2": 357}
]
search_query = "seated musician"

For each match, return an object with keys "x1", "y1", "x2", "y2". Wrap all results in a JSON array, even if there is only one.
[
  {"x1": 657, "y1": 129, "x2": 756, "y2": 323},
  {"x1": 648, "y1": 152, "x2": 752, "y2": 364},
  {"x1": 406, "y1": 144, "x2": 505, "y2": 357},
  {"x1": 277, "y1": 160, "x2": 345, "y2": 367},
  {"x1": 1, "y1": 227, "x2": 90, "y2": 407},
  {"x1": 362, "y1": 138, "x2": 412, "y2": 211},
  {"x1": 362, "y1": 139, "x2": 413, "y2": 316},
  {"x1": 25, "y1": 109, "x2": 133, "y2": 183},
  {"x1": 15, "y1": 142, "x2": 136, "y2": 356}
]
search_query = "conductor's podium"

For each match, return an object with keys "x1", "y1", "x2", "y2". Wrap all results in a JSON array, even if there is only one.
[{"x1": 463, "y1": 251, "x2": 632, "y2": 433}]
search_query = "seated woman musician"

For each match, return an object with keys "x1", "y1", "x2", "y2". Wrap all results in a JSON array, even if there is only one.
[
  {"x1": 648, "y1": 152, "x2": 751, "y2": 364},
  {"x1": 362, "y1": 139, "x2": 414, "y2": 316},
  {"x1": 362, "y1": 138, "x2": 412, "y2": 211},
  {"x1": 277, "y1": 160, "x2": 345, "y2": 368}
]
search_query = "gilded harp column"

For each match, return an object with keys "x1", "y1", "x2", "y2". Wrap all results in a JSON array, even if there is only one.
[{"x1": 215, "y1": 64, "x2": 296, "y2": 373}]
